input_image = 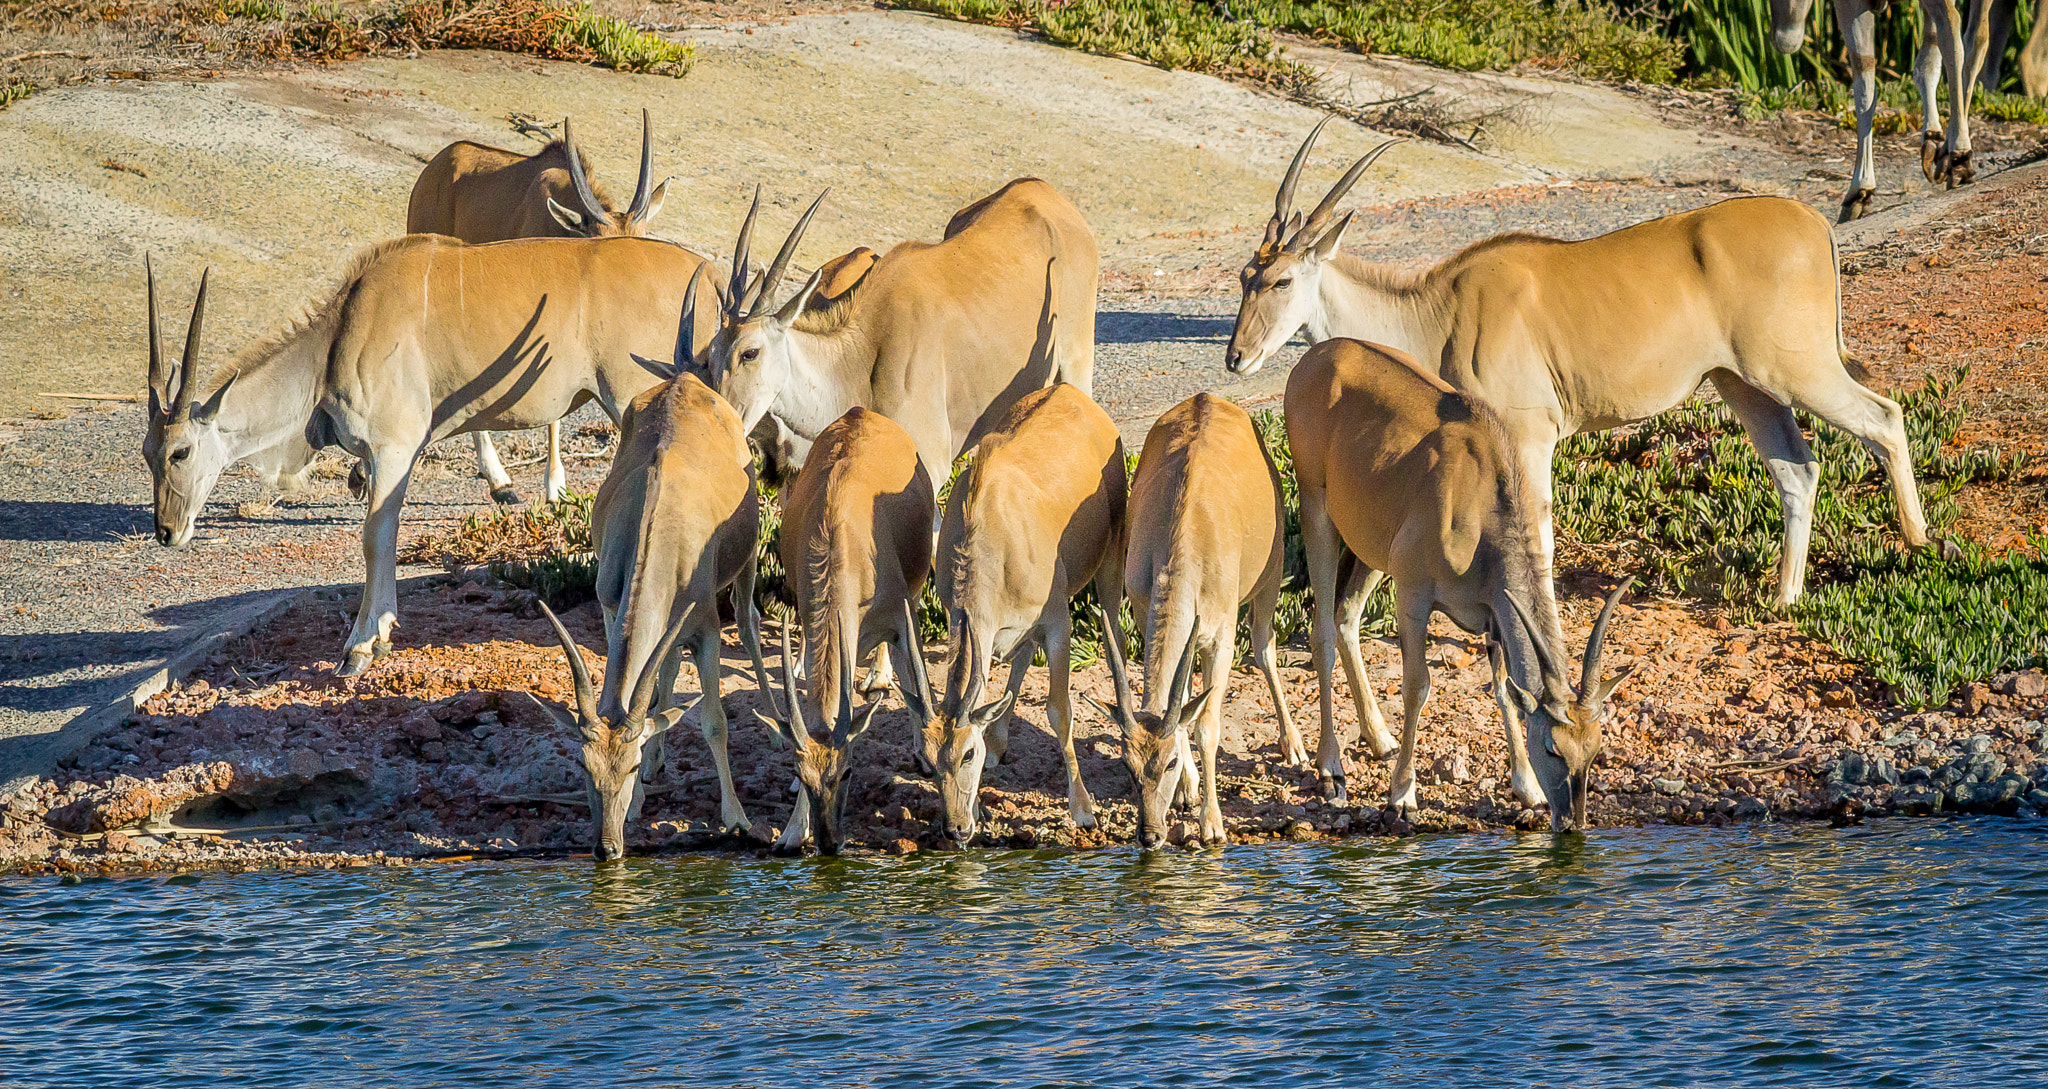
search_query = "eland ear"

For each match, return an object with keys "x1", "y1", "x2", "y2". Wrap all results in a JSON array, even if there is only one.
[
  {"x1": 547, "y1": 196, "x2": 586, "y2": 233},
  {"x1": 1175, "y1": 683, "x2": 1221, "y2": 732},
  {"x1": 1508, "y1": 678, "x2": 1540, "y2": 716},
  {"x1": 1592, "y1": 662, "x2": 1639, "y2": 705},
  {"x1": 968, "y1": 690, "x2": 1018, "y2": 731},
  {"x1": 846, "y1": 697, "x2": 884, "y2": 742},
  {"x1": 654, "y1": 697, "x2": 696, "y2": 735},
  {"x1": 1077, "y1": 692, "x2": 1119, "y2": 726},
  {"x1": 773, "y1": 267, "x2": 826, "y2": 327},
  {"x1": 635, "y1": 178, "x2": 670, "y2": 226},
  {"x1": 630, "y1": 352, "x2": 678, "y2": 380},
  {"x1": 1309, "y1": 210, "x2": 1354, "y2": 261},
  {"x1": 191, "y1": 372, "x2": 236, "y2": 424},
  {"x1": 520, "y1": 690, "x2": 592, "y2": 741}
]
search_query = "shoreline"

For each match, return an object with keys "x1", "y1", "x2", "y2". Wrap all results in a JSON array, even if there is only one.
[{"x1": 5, "y1": 574, "x2": 2044, "y2": 878}]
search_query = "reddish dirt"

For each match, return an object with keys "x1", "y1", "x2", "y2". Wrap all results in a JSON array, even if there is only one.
[{"x1": 7, "y1": 570, "x2": 2046, "y2": 873}]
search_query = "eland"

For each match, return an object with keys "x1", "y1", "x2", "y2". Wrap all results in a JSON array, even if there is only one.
[
  {"x1": 1286, "y1": 336, "x2": 1636, "y2": 829},
  {"x1": 140, "y1": 235, "x2": 718, "y2": 676},
  {"x1": 1227, "y1": 120, "x2": 1940, "y2": 612},
  {"x1": 408, "y1": 111, "x2": 671, "y2": 503}
]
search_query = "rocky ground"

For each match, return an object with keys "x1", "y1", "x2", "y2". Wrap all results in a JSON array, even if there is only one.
[{"x1": 5, "y1": 567, "x2": 2047, "y2": 876}]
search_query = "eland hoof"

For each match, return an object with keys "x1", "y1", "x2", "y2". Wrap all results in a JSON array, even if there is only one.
[
  {"x1": 1932, "y1": 537, "x2": 1965, "y2": 561},
  {"x1": 347, "y1": 463, "x2": 368, "y2": 502},
  {"x1": 1945, "y1": 149, "x2": 1975, "y2": 189},
  {"x1": 1920, "y1": 130, "x2": 1946, "y2": 182},
  {"x1": 490, "y1": 484, "x2": 525, "y2": 506},
  {"x1": 1837, "y1": 188, "x2": 1874, "y2": 223},
  {"x1": 1320, "y1": 772, "x2": 1349, "y2": 805}
]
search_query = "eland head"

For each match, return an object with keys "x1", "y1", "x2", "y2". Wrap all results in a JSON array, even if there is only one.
[
  {"x1": 527, "y1": 601, "x2": 695, "y2": 862},
  {"x1": 1226, "y1": 118, "x2": 1398, "y2": 375},
  {"x1": 755, "y1": 620, "x2": 882, "y2": 855},
  {"x1": 141, "y1": 257, "x2": 239, "y2": 548},
  {"x1": 544, "y1": 111, "x2": 670, "y2": 238},
  {"x1": 914, "y1": 609, "x2": 1019, "y2": 848},
  {"x1": 705, "y1": 186, "x2": 830, "y2": 435},
  {"x1": 1502, "y1": 580, "x2": 1638, "y2": 833},
  {"x1": 1080, "y1": 607, "x2": 1217, "y2": 849}
]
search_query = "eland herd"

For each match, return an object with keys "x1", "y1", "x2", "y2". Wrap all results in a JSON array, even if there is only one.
[{"x1": 139, "y1": 113, "x2": 1945, "y2": 860}]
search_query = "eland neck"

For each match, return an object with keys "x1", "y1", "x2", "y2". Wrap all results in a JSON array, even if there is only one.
[
  {"x1": 206, "y1": 330, "x2": 332, "y2": 463},
  {"x1": 1312, "y1": 255, "x2": 1448, "y2": 363},
  {"x1": 772, "y1": 318, "x2": 879, "y2": 446}
]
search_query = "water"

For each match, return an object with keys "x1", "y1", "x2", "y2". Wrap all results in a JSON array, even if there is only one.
[{"x1": 3, "y1": 821, "x2": 2045, "y2": 1088}]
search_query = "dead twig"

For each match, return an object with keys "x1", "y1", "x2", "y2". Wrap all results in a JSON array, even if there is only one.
[
  {"x1": 44, "y1": 391, "x2": 144, "y2": 402},
  {"x1": 2, "y1": 49, "x2": 88, "y2": 65}
]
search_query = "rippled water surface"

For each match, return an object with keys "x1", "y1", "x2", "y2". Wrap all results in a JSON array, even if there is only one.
[{"x1": 4, "y1": 821, "x2": 2046, "y2": 1087}]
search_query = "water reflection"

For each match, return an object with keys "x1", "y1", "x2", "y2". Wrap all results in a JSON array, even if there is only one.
[{"x1": 3, "y1": 822, "x2": 2047, "y2": 1087}]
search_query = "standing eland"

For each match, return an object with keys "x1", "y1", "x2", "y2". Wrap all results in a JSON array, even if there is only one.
[
  {"x1": 408, "y1": 111, "x2": 672, "y2": 503},
  {"x1": 140, "y1": 235, "x2": 718, "y2": 676},
  {"x1": 706, "y1": 178, "x2": 1098, "y2": 482},
  {"x1": 1227, "y1": 120, "x2": 1941, "y2": 611},
  {"x1": 1766, "y1": 0, "x2": 1992, "y2": 219}
]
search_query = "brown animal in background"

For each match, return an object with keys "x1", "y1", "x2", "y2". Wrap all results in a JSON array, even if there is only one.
[
  {"x1": 707, "y1": 178, "x2": 1098, "y2": 481},
  {"x1": 756, "y1": 407, "x2": 936, "y2": 854},
  {"x1": 912, "y1": 383, "x2": 1127, "y2": 847},
  {"x1": 1286, "y1": 336, "x2": 1635, "y2": 830},
  {"x1": 1090, "y1": 393, "x2": 1295, "y2": 848},
  {"x1": 407, "y1": 111, "x2": 671, "y2": 502}
]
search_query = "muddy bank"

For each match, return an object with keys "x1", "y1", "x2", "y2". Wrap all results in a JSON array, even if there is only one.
[{"x1": 6, "y1": 570, "x2": 2046, "y2": 875}]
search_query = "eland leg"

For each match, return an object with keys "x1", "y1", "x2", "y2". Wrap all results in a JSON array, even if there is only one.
[
  {"x1": 1196, "y1": 628, "x2": 1232, "y2": 844},
  {"x1": 1248, "y1": 563, "x2": 1304, "y2": 769},
  {"x1": 543, "y1": 421, "x2": 566, "y2": 503},
  {"x1": 1926, "y1": 0, "x2": 1978, "y2": 186},
  {"x1": 1299, "y1": 478, "x2": 1365, "y2": 802},
  {"x1": 1387, "y1": 588, "x2": 1434, "y2": 825},
  {"x1": 1334, "y1": 559, "x2": 1395, "y2": 760},
  {"x1": 1787, "y1": 374, "x2": 1939, "y2": 556},
  {"x1": 1487, "y1": 632, "x2": 1546, "y2": 808},
  {"x1": 338, "y1": 447, "x2": 418, "y2": 677},
  {"x1": 1712, "y1": 373, "x2": 1823, "y2": 608},
  {"x1": 1045, "y1": 607, "x2": 1096, "y2": 828},
  {"x1": 696, "y1": 625, "x2": 752, "y2": 834},
  {"x1": 473, "y1": 432, "x2": 523, "y2": 505},
  {"x1": 1839, "y1": 0, "x2": 1882, "y2": 221}
]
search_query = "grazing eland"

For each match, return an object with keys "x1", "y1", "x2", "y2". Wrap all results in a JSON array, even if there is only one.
[
  {"x1": 140, "y1": 236, "x2": 717, "y2": 676},
  {"x1": 754, "y1": 407, "x2": 936, "y2": 854},
  {"x1": 1286, "y1": 336, "x2": 1636, "y2": 830},
  {"x1": 1087, "y1": 393, "x2": 1295, "y2": 847},
  {"x1": 912, "y1": 383, "x2": 1127, "y2": 846},
  {"x1": 524, "y1": 364, "x2": 769, "y2": 860}
]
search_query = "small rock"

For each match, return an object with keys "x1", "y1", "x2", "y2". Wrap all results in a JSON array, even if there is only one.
[
  {"x1": 2003, "y1": 671, "x2": 2047, "y2": 699},
  {"x1": 1837, "y1": 724, "x2": 1864, "y2": 745},
  {"x1": 1727, "y1": 639, "x2": 1752, "y2": 658},
  {"x1": 1284, "y1": 819, "x2": 1316, "y2": 842},
  {"x1": 1712, "y1": 616, "x2": 1733, "y2": 633},
  {"x1": 885, "y1": 837, "x2": 918, "y2": 855},
  {"x1": 1961, "y1": 683, "x2": 1993, "y2": 717},
  {"x1": 1166, "y1": 820, "x2": 1196, "y2": 846},
  {"x1": 1652, "y1": 777, "x2": 1686, "y2": 796},
  {"x1": 1965, "y1": 734, "x2": 1995, "y2": 755}
]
